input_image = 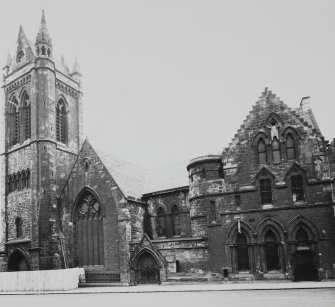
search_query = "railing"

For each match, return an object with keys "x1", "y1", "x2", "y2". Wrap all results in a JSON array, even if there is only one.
[{"x1": 0, "y1": 267, "x2": 84, "y2": 292}]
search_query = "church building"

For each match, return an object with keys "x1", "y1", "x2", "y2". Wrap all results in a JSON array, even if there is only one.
[{"x1": 1, "y1": 12, "x2": 335, "y2": 284}]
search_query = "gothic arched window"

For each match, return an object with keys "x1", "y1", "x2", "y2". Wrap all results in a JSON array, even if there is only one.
[
  {"x1": 26, "y1": 169, "x2": 30, "y2": 188},
  {"x1": 76, "y1": 191, "x2": 104, "y2": 266},
  {"x1": 171, "y1": 205, "x2": 181, "y2": 236},
  {"x1": 272, "y1": 137, "x2": 281, "y2": 162},
  {"x1": 20, "y1": 92, "x2": 31, "y2": 142},
  {"x1": 8, "y1": 97, "x2": 19, "y2": 146},
  {"x1": 56, "y1": 99, "x2": 67, "y2": 144},
  {"x1": 257, "y1": 138, "x2": 267, "y2": 164},
  {"x1": 236, "y1": 233, "x2": 249, "y2": 271},
  {"x1": 156, "y1": 207, "x2": 166, "y2": 237},
  {"x1": 296, "y1": 227, "x2": 309, "y2": 247},
  {"x1": 265, "y1": 230, "x2": 280, "y2": 271},
  {"x1": 286, "y1": 134, "x2": 296, "y2": 160}
]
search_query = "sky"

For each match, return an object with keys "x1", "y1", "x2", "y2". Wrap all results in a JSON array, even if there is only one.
[{"x1": 0, "y1": 0, "x2": 334, "y2": 169}]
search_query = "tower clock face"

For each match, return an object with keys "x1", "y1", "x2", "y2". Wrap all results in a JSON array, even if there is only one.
[{"x1": 17, "y1": 51, "x2": 24, "y2": 63}]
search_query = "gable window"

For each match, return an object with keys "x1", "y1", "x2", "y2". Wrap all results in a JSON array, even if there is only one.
[
  {"x1": 56, "y1": 99, "x2": 67, "y2": 144},
  {"x1": 260, "y1": 179, "x2": 272, "y2": 204},
  {"x1": 156, "y1": 207, "x2": 166, "y2": 237},
  {"x1": 291, "y1": 175, "x2": 304, "y2": 201},
  {"x1": 257, "y1": 138, "x2": 267, "y2": 164},
  {"x1": 271, "y1": 137, "x2": 281, "y2": 162},
  {"x1": 286, "y1": 134, "x2": 296, "y2": 160}
]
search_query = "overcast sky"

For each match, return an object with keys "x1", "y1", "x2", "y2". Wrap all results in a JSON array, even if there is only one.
[{"x1": 1, "y1": 0, "x2": 334, "y2": 169}]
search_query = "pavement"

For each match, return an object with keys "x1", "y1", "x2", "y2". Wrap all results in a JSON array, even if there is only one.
[{"x1": 1, "y1": 280, "x2": 335, "y2": 295}]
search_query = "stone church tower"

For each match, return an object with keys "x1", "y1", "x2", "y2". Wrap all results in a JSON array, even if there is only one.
[{"x1": 0, "y1": 11, "x2": 84, "y2": 271}]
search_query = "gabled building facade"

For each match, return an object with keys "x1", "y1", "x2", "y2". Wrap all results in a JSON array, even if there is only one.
[{"x1": 1, "y1": 13, "x2": 335, "y2": 284}]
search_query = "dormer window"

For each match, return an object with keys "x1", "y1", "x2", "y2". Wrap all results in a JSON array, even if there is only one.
[
  {"x1": 291, "y1": 175, "x2": 304, "y2": 201},
  {"x1": 260, "y1": 179, "x2": 272, "y2": 204}
]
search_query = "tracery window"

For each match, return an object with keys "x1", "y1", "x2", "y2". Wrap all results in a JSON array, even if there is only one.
[
  {"x1": 8, "y1": 97, "x2": 19, "y2": 146},
  {"x1": 286, "y1": 134, "x2": 296, "y2": 160},
  {"x1": 171, "y1": 205, "x2": 181, "y2": 236},
  {"x1": 156, "y1": 207, "x2": 166, "y2": 237},
  {"x1": 260, "y1": 179, "x2": 272, "y2": 204},
  {"x1": 257, "y1": 138, "x2": 267, "y2": 164},
  {"x1": 271, "y1": 137, "x2": 281, "y2": 162},
  {"x1": 291, "y1": 175, "x2": 304, "y2": 201},
  {"x1": 56, "y1": 99, "x2": 67, "y2": 144},
  {"x1": 76, "y1": 191, "x2": 104, "y2": 266}
]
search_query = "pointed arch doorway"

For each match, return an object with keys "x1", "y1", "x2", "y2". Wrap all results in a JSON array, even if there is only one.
[
  {"x1": 137, "y1": 252, "x2": 160, "y2": 284},
  {"x1": 8, "y1": 249, "x2": 29, "y2": 271}
]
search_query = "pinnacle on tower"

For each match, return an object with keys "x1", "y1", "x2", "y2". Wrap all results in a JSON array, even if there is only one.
[
  {"x1": 15, "y1": 24, "x2": 35, "y2": 65},
  {"x1": 72, "y1": 58, "x2": 81, "y2": 76},
  {"x1": 35, "y1": 10, "x2": 52, "y2": 57}
]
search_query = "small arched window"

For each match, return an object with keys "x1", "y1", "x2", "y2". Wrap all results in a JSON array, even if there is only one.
[
  {"x1": 21, "y1": 171, "x2": 26, "y2": 189},
  {"x1": 286, "y1": 134, "x2": 296, "y2": 160},
  {"x1": 257, "y1": 138, "x2": 267, "y2": 164},
  {"x1": 42, "y1": 46, "x2": 46, "y2": 55},
  {"x1": 7, "y1": 175, "x2": 12, "y2": 194},
  {"x1": 20, "y1": 92, "x2": 31, "y2": 142},
  {"x1": 17, "y1": 173, "x2": 22, "y2": 190},
  {"x1": 15, "y1": 217, "x2": 23, "y2": 238},
  {"x1": 171, "y1": 205, "x2": 181, "y2": 236},
  {"x1": 12, "y1": 174, "x2": 17, "y2": 191},
  {"x1": 56, "y1": 99, "x2": 67, "y2": 144},
  {"x1": 26, "y1": 169, "x2": 31, "y2": 188},
  {"x1": 156, "y1": 207, "x2": 166, "y2": 237},
  {"x1": 272, "y1": 137, "x2": 280, "y2": 162}
]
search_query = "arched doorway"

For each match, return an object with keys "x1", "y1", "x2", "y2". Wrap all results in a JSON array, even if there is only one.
[
  {"x1": 265, "y1": 230, "x2": 280, "y2": 271},
  {"x1": 8, "y1": 249, "x2": 29, "y2": 271},
  {"x1": 236, "y1": 233, "x2": 249, "y2": 272},
  {"x1": 137, "y1": 252, "x2": 159, "y2": 284},
  {"x1": 294, "y1": 228, "x2": 318, "y2": 281}
]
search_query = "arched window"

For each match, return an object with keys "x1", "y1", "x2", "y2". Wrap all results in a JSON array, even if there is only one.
[
  {"x1": 260, "y1": 179, "x2": 272, "y2": 204},
  {"x1": 156, "y1": 207, "x2": 166, "y2": 237},
  {"x1": 265, "y1": 230, "x2": 279, "y2": 271},
  {"x1": 272, "y1": 137, "x2": 280, "y2": 162},
  {"x1": 20, "y1": 92, "x2": 31, "y2": 141},
  {"x1": 41, "y1": 46, "x2": 46, "y2": 55},
  {"x1": 236, "y1": 233, "x2": 249, "y2": 271},
  {"x1": 26, "y1": 169, "x2": 30, "y2": 188},
  {"x1": 12, "y1": 174, "x2": 17, "y2": 192},
  {"x1": 17, "y1": 173, "x2": 22, "y2": 190},
  {"x1": 257, "y1": 138, "x2": 267, "y2": 164},
  {"x1": 171, "y1": 206, "x2": 181, "y2": 236},
  {"x1": 296, "y1": 228, "x2": 308, "y2": 246},
  {"x1": 15, "y1": 217, "x2": 23, "y2": 238},
  {"x1": 291, "y1": 175, "x2": 304, "y2": 201},
  {"x1": 76, "y1": 191, "x2": 104, "y2": 266},
  {"x1": 7, "y1": 175, "x2": 12, "y2": 194},
  {"x1": 286, "y1": 134, "x2": 296, "y2": 160},
  {"x1": 8, "y1": 97, "x2": 19, "y2": 146},
  {"x1": 21, "y1": 171, "x2": 26, "y2": 189},
  {"x1": 56, "y1": 99, "x2": 67, "y2": 144}
]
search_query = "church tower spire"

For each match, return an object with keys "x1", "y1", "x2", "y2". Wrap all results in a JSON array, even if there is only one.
[{"x1": 35, "y1": 10, "x2": 52, "y2": 58}]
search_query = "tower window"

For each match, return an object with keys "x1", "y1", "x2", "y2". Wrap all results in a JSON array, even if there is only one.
[
  {"x1": 20, "y1": 92, "x2": 31, "y2": 142},
  {"x1": 260, "y1": 179, "x2": 272, "y2": 204},
  {"x1": 272, "y1": 137, "x2": 281, "y2": 162},
  {"x1": 286, "y1": 134, "x2": 296, "y2": 160},
  {"x1": 257, "y1": 138, "x2": 267, "y2": 164},
  {"x1": 15, "y1": 217, "x2": 23, "y2": 238},
  {"x1": 209, "y1": 200, "x2": 217, "y2": 223},
  {"x1": 42, "y1": 46, "x2": 46, "y2": 55},
  {"x1": 291, "y1": 175, "x2": 304, "y2": 201},
  {"x1": 8, "y1": 97, "x2": 19, "y2": 146},
  {"x1": 56, "y1": 99, "x2": 68, "y2": 144}
]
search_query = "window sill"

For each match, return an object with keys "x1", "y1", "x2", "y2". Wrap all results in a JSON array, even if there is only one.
[
  {"x1": 261, "y1": 203, "x2": 274, "y2": 209},
  {"x1": 293, "y1": 201, "x2": 306, "y2": 206}
]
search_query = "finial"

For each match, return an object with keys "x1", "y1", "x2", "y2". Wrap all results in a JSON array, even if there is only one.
[{"x1": 72, "y1": 58, "x2": 81, "y2": 75}]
